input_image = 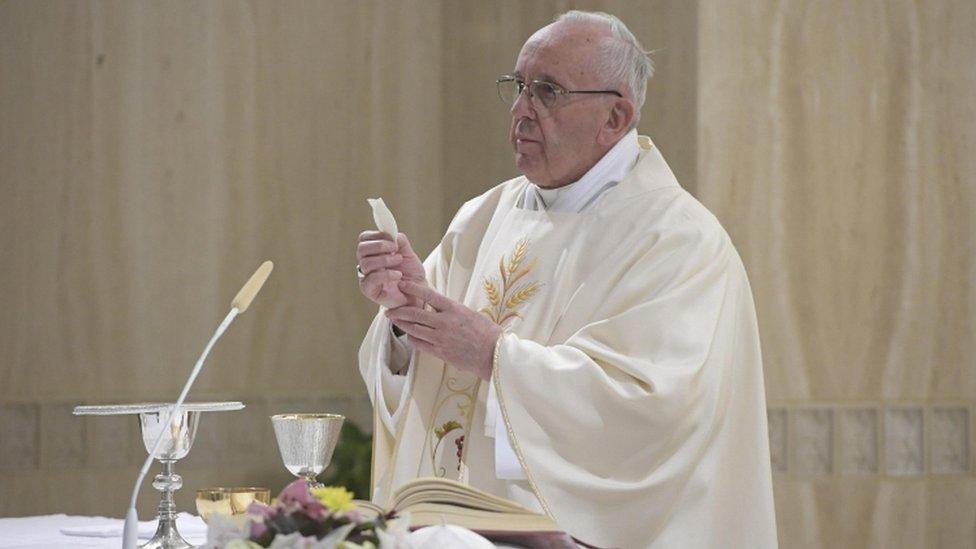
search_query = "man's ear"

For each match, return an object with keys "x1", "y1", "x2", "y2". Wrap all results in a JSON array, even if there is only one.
[{"x1": 599, "y1": 98, "x2": 636, "y2": 145}]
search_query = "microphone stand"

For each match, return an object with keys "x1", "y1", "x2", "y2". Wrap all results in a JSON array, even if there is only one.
[{"x1": 122, "y1": 308, "x2": 239, "y2": 549}]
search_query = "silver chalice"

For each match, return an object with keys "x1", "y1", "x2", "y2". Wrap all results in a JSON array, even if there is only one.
[
  {"x1": 271, "y1": 413, "x2": 344, "y2": 488},
  {"x1": 74, "y1": 401, "x2": 244, "y2": 548}
]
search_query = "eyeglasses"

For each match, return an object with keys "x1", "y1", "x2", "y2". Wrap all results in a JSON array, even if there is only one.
[{"x1": 496, "y1": 75, "x2": 622, "y2": 109}]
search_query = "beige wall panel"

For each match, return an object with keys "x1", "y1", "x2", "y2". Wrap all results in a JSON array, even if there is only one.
[
  {"x1": 698, "y1": 0, "x2": 975, "y2": 403},
  {"x1": 773, "y1": 478, "x2": 976, "y2": 548},
  {"x1": 79, "y1": 0, "x2": 446, "y2": 402},
  {"x1": 1, "y1": 0, "x2": 446, "y2": 404},
  {"x1": 700, "y1": 1, "x2": 976, "y2": 547},
  {"x1": 0, "y1": 1, "x2": 94, "y2": 400},
  {"x1": 0, "y1": 0, "x2": 697, "y2": 519},
  {"x1": 0, "y1": 0, "x2": 447, "y2": 516}
]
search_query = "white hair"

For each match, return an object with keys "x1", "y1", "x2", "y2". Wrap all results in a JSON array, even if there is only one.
[{"x1": 554, "y1": 10, "x2": 654, "y2": 126}]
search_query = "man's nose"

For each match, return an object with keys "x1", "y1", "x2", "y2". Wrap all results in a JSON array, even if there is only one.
[{"x1": 510, "y1": 87, "x2": 535, "y2": 119}]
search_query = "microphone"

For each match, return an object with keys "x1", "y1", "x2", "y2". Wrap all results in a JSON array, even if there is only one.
[
  {"x1": 122, "y1": 261, "x2": 274, "y2": 549},
  {"x1": 232, "y1": 260, "x2": 274, "y2": 313}
]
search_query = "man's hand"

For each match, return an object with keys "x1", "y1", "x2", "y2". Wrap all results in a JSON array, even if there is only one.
[
  {"x1": 385, "y1": 281, "x2": 503, "y2": 381},
  {"x1": 357, "y1": 231, "x2": 427, "y2": 309}
]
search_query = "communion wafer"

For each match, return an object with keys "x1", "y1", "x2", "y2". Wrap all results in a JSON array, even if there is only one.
[{"x1": 367, "y1": 197, "x2": 398, "y2": 238}]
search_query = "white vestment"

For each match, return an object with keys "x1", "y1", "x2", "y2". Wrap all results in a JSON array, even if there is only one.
[
  {"x1": 359, "y1": 136, "x2": 778, "y2": 548},
  {"x1": 382, "y1": 129, "x2": 641, "y2": 482}
]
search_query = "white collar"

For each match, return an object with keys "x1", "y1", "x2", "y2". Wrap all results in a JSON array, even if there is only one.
[{"x1": 524, "y1": 128, "x2": 640, "y2": 213}]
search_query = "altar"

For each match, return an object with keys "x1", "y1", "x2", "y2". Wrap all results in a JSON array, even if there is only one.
[
  {"x1": 0, "y1": 514, "x2": 207, "y2": 548},
  {"x1": 0, "y1": 514, "x2": 571, "y2": 548},
  {"x1": 12, "y1": 402, "x2": 573, "y2": 548}
]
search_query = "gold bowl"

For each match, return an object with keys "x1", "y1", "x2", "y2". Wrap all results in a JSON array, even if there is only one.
[{"x1": 195, "y1": 487, "x2": 270, "y2": 523}]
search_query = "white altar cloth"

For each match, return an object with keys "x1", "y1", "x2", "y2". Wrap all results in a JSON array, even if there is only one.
[
  {"x1": 0, "y1": 514, "x2": 532, "y2": 548},
  {"x1": 0, "y1": 513, "x2": 207, "y2": 548}
]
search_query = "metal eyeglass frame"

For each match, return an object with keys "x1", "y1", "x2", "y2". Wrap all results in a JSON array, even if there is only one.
[{"x1": 496, "y1": 75, "x2": 622, "y2": 109}]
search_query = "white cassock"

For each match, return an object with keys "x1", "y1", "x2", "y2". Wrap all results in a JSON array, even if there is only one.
[{"x1": 359, "y1": 133, "x2": 778, "y2": 549}]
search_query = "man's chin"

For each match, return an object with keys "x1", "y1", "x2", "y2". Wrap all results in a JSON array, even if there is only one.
[
  {"x1": 518, "y1": 165, "x2": 567, "y2": 189},
  {"x1": 515, "y1": 156, "x2": 543, "y2": 183}
]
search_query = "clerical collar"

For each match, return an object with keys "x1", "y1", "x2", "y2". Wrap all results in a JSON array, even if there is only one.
[{"x1": 521, "y1": 128, "x2": 640, "y2": 213}]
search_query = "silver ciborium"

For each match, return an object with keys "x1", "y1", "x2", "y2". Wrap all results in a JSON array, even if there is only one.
[
  {"x1": 75, "y1": 401, "x2": 244, "y2": 548},
  {"x1": 271, "y1": 413, "x2": 344, "y2": 488}
]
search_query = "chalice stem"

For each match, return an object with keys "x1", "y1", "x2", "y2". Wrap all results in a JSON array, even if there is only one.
[
  {"x1": 303, "y1": 472, "x2": 324, "y2": 489},
  {"x1": 143, "y1": 460, "x2": 191, "y2": 548},
  {"x1": 156, "y1": 461, "x2": 178, "y2": 522}
]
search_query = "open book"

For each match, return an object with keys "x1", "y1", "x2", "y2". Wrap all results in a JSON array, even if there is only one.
[{"x1": 354, "y1": 477, "x2": 558, "y2": 533}]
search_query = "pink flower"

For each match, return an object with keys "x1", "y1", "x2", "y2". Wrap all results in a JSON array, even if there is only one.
[
  {"x1": 249, "y1": 519, "x2": 268, "y2": 539},
  {"x1": 275, "y1": 479, "x2": 330, "y2": 521},
  {"x1": 248, "y1": 501, "x2": 276, "y2": 520},
  {"x1": 303, "y1": 503, "x2": 329, "y2": 521},
  {"x1": 277, "y1": 479, "x2": 317, "y2": 507}
]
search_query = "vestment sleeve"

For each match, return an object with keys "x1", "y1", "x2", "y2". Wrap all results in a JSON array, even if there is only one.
[{"x1": 358, "y1": 241, "x2": 452, "y2": 435}]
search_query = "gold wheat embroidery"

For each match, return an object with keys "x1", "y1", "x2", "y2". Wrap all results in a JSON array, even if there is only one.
[
  {"x1": 481, "y1": 237, "x2": 542, "y2": 327},
  {"x1": 428, "y1": 238, "x2": 542, "y2": 478}
]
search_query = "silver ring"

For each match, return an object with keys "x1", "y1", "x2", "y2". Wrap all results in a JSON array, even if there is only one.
[{"x1": 356, "y1": 264, "x2": 365, "y2": 281}]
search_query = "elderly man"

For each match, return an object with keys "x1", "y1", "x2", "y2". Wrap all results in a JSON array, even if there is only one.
[{"x1": 357, "y1": 10, "x2": 776, "y2": 548}]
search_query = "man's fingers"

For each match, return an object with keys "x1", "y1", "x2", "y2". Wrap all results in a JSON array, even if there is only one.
[
  {"x1": 391, "y1": 320, "x2": 438, "y2": 344},
  {"x1": 360, "y1": 269, "x2": 401, "y2": 294},
  {"x1": 359, "y1": 253, "x2": 403, "y2": 275},
  {"x1": 396, "y1": 234, "x2": 416, "y2": 256},
  {"x1": 398, "y1": 281, "x2": 452, "y2": 311},
  {"x1": 357, "y1": 239, "x2": 398, "y2": 260},
  {"x1": 359, "y1": 230, "x2": 395, "y2": 243},
  {"x1": 386, "y1": 306, "x2": 441, "y2": 328}
]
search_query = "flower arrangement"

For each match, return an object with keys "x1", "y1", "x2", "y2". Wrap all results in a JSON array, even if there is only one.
[{"x1": 205, "y1": 479, "x2": 409, "y2": 549}]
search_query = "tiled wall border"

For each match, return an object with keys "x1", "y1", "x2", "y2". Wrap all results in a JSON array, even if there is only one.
[
  {"x1": 0, "y1": 394, "x2": 374, "y2": 471},
  {"x1": 4, "y1": 396, "x2": 971, "y2": 478},
  {"x1": 768, "y1": 401, "x2": 973, "y2": 479}
]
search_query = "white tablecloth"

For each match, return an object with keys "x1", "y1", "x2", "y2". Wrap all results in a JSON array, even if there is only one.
[
  {"x1": 0, "y1": 514, "x2": 533, "y2": 548},
  {"x1": 0, "y1": 513, "x2": 208, "y2": 548}
]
